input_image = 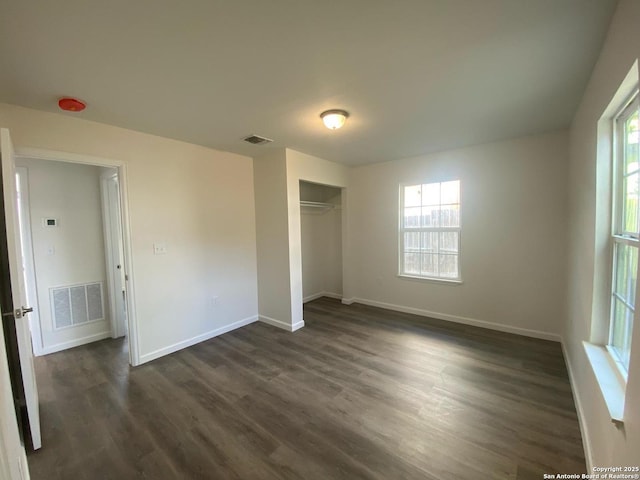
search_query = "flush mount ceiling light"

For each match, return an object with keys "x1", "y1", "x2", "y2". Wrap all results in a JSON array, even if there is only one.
[
  {"x1": 320, "y1": 109, "x2": 349, "y2": 130},
  {"x1": 58, "y1": 97, "x2": 86, "y2": 112}
]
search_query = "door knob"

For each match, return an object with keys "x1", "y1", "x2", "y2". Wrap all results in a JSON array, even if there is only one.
[{"x1": 1, "y1": 307, "x2": 33, "y2": 318}]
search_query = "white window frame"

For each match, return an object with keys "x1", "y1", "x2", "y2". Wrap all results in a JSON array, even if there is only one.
[
  {"x1": 608, "y1": 90, "x2": 639, "y2": 378},
  {"x1": 398, "y1": 180, "x2": 462, "y2": 283}
]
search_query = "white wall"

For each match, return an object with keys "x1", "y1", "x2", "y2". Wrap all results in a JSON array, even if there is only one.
[
  {"x1": 17, "y1": 158, "x2": 110, "y2": 353},
  {"x1": 253, "y1": 149, "x2": 292, "y2": 327},
  {"x1": 301, "y1": 212, "x2": 325, "y2": 299},
  {"x1": 0, "y1": 103, "x2": 259, "y2": 364},
  {"x1": 347, "y1": 131, "x2": 568, "y2": 339},
  {"x1": 300, "y1": 197, "x2": 342, "y2": 301},
  {"x1": 565, "y1": 0, "x2": 640, "y2": 467}
]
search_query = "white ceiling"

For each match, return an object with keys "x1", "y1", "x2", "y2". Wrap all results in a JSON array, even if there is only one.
[{"x1": 0, "y1": 0, "x2": 618, "y2": 166}]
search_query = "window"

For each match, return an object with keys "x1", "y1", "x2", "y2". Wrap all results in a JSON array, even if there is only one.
[
  {"x1": 610, "y1": 91, "x2": 639, "y2": 375},
  {"x1": 399, "y1": 180, "x2": 461, "y2": 281}
]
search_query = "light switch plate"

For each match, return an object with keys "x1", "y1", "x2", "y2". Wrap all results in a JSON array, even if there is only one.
[{"x1": 153, "y1": 242, "x2": 167, "y2": 255}]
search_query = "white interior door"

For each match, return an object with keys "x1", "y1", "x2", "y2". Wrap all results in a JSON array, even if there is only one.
[
  {"x1": 1, "y1": 128, "x2": 41, "y2": 450},
  {"x1": 102, "y1": 173, "x2": 127, "y2": 338}
]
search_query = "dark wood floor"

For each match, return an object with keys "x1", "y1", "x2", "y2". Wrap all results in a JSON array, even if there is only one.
[{"x1": 27, "y1": 298, "x2": 585, "y2": 479}]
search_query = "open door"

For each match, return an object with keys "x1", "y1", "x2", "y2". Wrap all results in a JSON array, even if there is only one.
[
  {"x1": 1, "y1": 128, "x2": 41, "y2": 450},
  {"x1": 102, "y1": 172, "x2": 127, "y2": 339}
]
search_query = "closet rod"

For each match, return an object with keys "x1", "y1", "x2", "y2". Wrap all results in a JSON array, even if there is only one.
[{"x1": 299, "y1": 200, "x2": 336, "y2": 209}]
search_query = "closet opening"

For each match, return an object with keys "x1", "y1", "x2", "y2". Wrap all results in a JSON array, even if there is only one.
[{"x1": 299, "y1": 180, "x2": 343, "y2": 303}]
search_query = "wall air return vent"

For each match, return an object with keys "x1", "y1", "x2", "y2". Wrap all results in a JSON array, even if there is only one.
[
  {"x1": 51, "y1": 282, "x2": 104, "y2": 329},
  {"x1": 243, "y1": 134, "x2": 273, "y2": 145}
]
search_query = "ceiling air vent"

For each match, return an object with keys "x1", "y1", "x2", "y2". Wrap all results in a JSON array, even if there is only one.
[{"x1": 243, "y1": 134, "x2": 273, "y2": 145}]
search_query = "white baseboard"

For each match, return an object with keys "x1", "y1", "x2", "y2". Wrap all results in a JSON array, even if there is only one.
[
  {"x1": 291, "y1": 320, "x2": 305, "y2": 332},
  {"x1": 139, "y1": 315, "x2": 258, "y2": 365},
  {"x1": 346, "y1": 297, "x2": 562, "y2": 342},
  {"x1": 39, "y1": 331, "x2": 112, "y2": 356},
  {"x1": 259, "y1": 315, "x2": 305, "y2": 332},
  {"x1": 303, "y1": 291, "x2": 343, "y2": 303},
  {"x1": 561, "y1": 340, "x2": 592, "y2": 471}
]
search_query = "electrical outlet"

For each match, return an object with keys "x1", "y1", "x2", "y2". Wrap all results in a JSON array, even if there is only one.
[
  {"x1": 47, "y1": 245, "x2": 55, "y2": 256},
  {"x1": 212, "y1": 296, "x2": 219, "y2": 306},
  {"x1": 153, "y1": 242, "x2": 167, "y2": 255}
]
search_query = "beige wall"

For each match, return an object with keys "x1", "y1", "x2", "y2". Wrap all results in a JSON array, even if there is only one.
[
  {"x1": 346, "y1": 131, "x2": 569, "y2": 339},
  {"x1": 565, "y1": 0, "x2": 640, "y2": 467},
  {"x1": 253, "y1": 149, "x2": 292, "y2": 327},
  {"x1": 0, "y1": 102, "x2": 259, "y2": 364}
]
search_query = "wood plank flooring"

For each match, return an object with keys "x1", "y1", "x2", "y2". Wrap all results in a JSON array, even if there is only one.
[{"x1": 27, "y1": 298, "x2": 585, "y2": 479}]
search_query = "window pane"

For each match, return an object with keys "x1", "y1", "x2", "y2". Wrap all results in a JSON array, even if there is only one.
[
  {"x1": 399, "y1": 179, "x2": 461, "y2": 282},
  {"x1": 614, "y1": 243, "x2": 638, "y2": 306},
  {"x1": 440, "y1": 204, "x2": 460, "y2": 227},
  {"x1": 404, "y1": 185, "x2": 421, "y2": 207},
  {"x1": 421, "y1": 254, "x2": 438, "y2": 276},
  {"x1": 625, "y1": 111, "x2": 638, "y2": 175},
  {"x1": 404, "y1": 232, "x2": 420, "y2": 252},
  {"x1": 421, "y1": 232, "x2": 438, "y2": 253},
  {"x1": 611, "y1": 297, "x2": 633, "y2": 370},
  {"x1": 611, "y1": 297, "x2": 628, "y2": 356},
  {"x1": 439, "y1": 254, "x2": 459, "y2": 278},
  {"x1": 441, "y1": 180, "x2": 460, "y2": 205},
  {"x1": 422, "y1": 206, "x2": 440, "y2": 227},
  {"x1": 623, "y1": 172, "x2": 639, "y2": 234},
  {"x1": 439, "y1": 232, "x2": 459, "y2": 254},
  {"x1": 404, "y1": 207, "x2": 421, "y2": 228},
  {"x1": 404, "y1": 252, "x2": 420, "y2": 275},
  {"x1": 422, "y1": 183, "x2": 440, "y2": 206}
]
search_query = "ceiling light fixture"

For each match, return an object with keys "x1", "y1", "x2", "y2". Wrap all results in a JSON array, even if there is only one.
[
  {"x1": 320, "y1": 109, "x2": 349, "y2": 130},
  {"x1": 58, "y1": 97, "x2": 86, "y2": 112}
]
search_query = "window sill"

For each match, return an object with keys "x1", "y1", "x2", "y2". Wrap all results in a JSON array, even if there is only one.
[
  {"x1": 583, "y1": 341, "x2": 626, "y2": 424},
  {"x1": 397, "y1": 274, "x2": 463, "y2": 285}
]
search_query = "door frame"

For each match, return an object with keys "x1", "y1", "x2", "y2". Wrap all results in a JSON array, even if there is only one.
[{"x1": 14, "y1": 147, "x2": 141, "y2": 366}]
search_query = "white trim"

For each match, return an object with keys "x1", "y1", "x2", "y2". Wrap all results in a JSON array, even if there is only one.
[
  {"x1": 341, "y1": 297, "x2": 355, "y2": 305},
  {"x1": 40, "y1": 331, "x2": 111, "y2": 356},
  {"x1": 138, "y1": 315, "x2": 259, "y2": 365},
  {"x1": 259, "y1": 315, "x2": 305, "y2": 332},
  {"x1": 303, "y1": 291, "x2": 343, "y2": 303},
  {"x1": 13, "y1": 147, "x2": 141, "y2": 366},
  {"x1": 582, "y1": 342, "x2": 626, "y2": 423},
  {"x1": 15, "y1": 148, "x2": 126, "y2": 168},
  {"x1": 561, "y1": 341, "x2": 593, "y2": 472},
  {"x1": 18, "y1": 449, "x2": 30, "y2": 480},
  {"x1": 345, "y1": 297, "x2": 562, "y2": 342},
  {"x1": 397, "y1": 274, "x2": 463, "y2": 285}
]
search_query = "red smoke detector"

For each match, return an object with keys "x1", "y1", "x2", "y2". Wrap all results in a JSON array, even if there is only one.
[{"x1": 58, "y1": 97, "x2": 86, "y2": 112}]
